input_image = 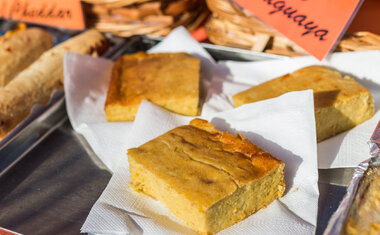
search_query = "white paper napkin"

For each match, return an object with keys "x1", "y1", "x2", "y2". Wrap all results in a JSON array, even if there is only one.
[
  {"x1": 203, "y1": 51, "x2": 380, "y2": 169},
  {"x1": 63, "y1": 26, "x2": 215, "y2": 172},
  {"x1": 81, "y1": 89, "x2": 319, "y2": 234},
  {"x1": 64, "y1": 27, "x2": 319, "y2": 234}
]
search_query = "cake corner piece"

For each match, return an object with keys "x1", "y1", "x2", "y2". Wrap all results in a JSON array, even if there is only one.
[
  {"x1": 105, "y1": 52, "x2": 200, "y2": 121},
  {"x1": 232, "y1": 65, "x2": 375, "y2": 142},
  {"x1": 128, "y1": 118, "x2": 285, "y2": 234}
]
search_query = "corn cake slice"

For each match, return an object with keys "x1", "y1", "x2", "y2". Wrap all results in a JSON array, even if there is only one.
[
  {"x1": 233, "y1": 66, "x2": 374, "y2": 142},
  {"x1": 128, "y1": 119, "x2": 285, "y2": 234},
  {"x1": 105, "y1": 52, "x2": 200, "y2": 121}
]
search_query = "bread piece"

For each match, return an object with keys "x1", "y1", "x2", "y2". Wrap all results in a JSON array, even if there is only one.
[
  {"x1": 0, "y1": 29, "x2": 107, "y2": 138},
  {"x1": 128, "y1": 118, "x2": 285, "y2": 234},
  {"x1": 343, "y1": 166, "x2": 380, "y2": 235},
  {"x1": 0, "y1": 28, "x2": 53, "y2": 86},
  {"x1": 105, "y1": 52, "x2": 200, "y2": 121},
  {"x1": 233, "y1": 66, "x2": 375, "y2": 142}
]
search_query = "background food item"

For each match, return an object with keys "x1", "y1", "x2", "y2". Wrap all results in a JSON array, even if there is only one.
[
  {"x1": 205, "y1": 0, "x2": 307, "y2": 57},
  {"x1": 337, "y1": 31, "x2": 380, "y2": 52},
  {"x1": 205, "y1": 0, "x2": 380, "y2": 56},
  {"x1": 128, "y1": 118, "x2": 285, "y2": 234},
  {"x1": 105, "y1": 52, "x2": 200, "y2": 121},
  {"x1": 82, "y1": 0, "x2": 209, "y2": 37},
  {"x1": 233, "y1": 66, "x2": 374, "y2": 142},
  {"x1": 0, "y1": 28, "x2": 53, "y2": 87},
  {"x1": 0, "y1": 29, "x2": 107, "y2": 138},
  {"x1": 343, "y1": 165, "x2": 380, "y2": 234}
]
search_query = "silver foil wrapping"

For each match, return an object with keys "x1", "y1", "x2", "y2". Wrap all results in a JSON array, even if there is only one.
[{"x1": 323, "y1": 121, "x2": 380, "y2": 235}]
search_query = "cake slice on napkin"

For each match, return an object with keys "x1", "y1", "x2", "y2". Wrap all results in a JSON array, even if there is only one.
[
  {"x1": 128, "y1": 118, "x2": 285, "y2": 234},
  {"x1": 233, "y1": 65, "x2": 374, "y2": 142},
  {"x1": 105, "y1": 52, "x2": 200, "y2": 121}
]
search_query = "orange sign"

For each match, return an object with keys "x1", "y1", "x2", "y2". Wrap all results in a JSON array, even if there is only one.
[
  {"x1": 0, "y1": 0, "x2": 85, "y2": 30},
  {"x1": 0, "y1": 227, "x2": 22, "y2": 235},
  {"x1": 233, "y1": 0, "x2": 363, "y2": 60}
]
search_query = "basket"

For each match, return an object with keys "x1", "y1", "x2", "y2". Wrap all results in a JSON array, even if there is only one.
[
  {"x1": 82, "y1": 0, "x2": 210, "y2": 37},
  {"x1": 337, "y1": 31, "x2": 380, "y2": 52},
  {"x1": 205, "y1": 0, "x2": 380, "y2": 56},
  {"x1": 205, "y1": 0, "x2": 307, "y2": 57}
]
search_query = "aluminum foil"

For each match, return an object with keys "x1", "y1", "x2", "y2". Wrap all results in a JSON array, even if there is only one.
[{"x1": 323, "y1": 121, "x2": 380, "y2": 235}]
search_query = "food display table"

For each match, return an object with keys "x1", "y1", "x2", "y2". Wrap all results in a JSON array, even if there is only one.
[{"x1": 0, "y1": 38, "x2": 356, "y2": 235}]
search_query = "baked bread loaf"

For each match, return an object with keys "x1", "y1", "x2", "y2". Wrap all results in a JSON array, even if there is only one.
[
  {"x1": 343, "y1": 165, "x2": 380, "y2": 234},
  {"x1": 233, "y1": 66, "x2": 375, "y2": 142},
  {"x1": 105, "y1": 52, "x2": 200, "y2": 121},
  {"x1": 0, "y1": 28, "x2": 53, "y2": 86},
  {"x1": 128, "y1": 118, "x2": 285, "y2": 234},
  {"x1": 0, "y1": 29, "x2": 107, "y2": 138}
]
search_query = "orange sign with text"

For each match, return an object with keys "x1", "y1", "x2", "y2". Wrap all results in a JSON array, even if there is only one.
[
  {"x1": 233, "y1": 0, "x2": 363, "y2": 60},
  {"x1": 0, "y1": 0, "x2": 85, "y2": 30},
  {"x1": 0, "y1": 227, "x2": 22, "y2": 235}
]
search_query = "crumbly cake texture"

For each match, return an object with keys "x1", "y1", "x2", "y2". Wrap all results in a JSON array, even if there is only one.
[
  {"x1": 128, "y1": 119, "x2": 285, "y2": 234},
  {"x1": 343, "y1": 166, "x2": 380, "y2": 235},
  {"x1": 232, "y1": 65, "x2": 375, "y2": 142},
  {"x1": 105, "y1": 52, "x2": 200, "y2": 121}
]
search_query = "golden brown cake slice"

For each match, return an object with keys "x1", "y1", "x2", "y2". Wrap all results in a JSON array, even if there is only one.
[
  {"x1": 128, "y1": 119, "x2": 285, "y2": 234},
  {"x1": 105, "y1": 52, "x2": 200, "y2": 121},
  {"x1": 233, "y1": 66, "x2": 375, "y2": 142}
]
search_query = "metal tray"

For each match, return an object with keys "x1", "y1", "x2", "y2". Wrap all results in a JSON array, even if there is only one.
[
  {"x1": 0, "y1": 36, "x2": 355, "y2": 235},
  {"x1": 0, "y1": 21, "x2": 126, "y2": 151}
]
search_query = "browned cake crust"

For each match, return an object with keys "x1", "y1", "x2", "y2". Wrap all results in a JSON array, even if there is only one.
[
  {"x1": 233, "y1": 65, "x2": 375, "y2": 142},
  {"x1": 128, "y1": 118, "x2": 285, "y2": 234},
  {"x1": 105, "y1": 52, "x2": 200, "y2": 121}
]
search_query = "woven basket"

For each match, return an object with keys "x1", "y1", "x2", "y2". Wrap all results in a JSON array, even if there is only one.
[
  {"x1": 82, "y1": 0, "x2": 210, "y2": 37},
  {"x1": 337, "y1": 31, "x2": 380, "y2": 52},
  {"x1": 205, "y1": 0, "x2": 380, "y2": 56},
  {"x1": 205, "y1": 0, "x2": 307, "y2": 57}
]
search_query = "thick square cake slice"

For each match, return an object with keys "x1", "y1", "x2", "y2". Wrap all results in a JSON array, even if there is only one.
[
  {"x1": 105, "y1": 52, "x2": 200, "y2": 121},
  {"x1": 128, "y1": 119, "x2": 285, "y2": 234},
  {"x1": 233, "y1": 66, "x2": 375, "y2": 142}
]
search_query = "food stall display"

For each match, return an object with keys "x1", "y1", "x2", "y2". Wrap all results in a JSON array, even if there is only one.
[
  {"x1": 0, "y1": 1, "x2": 379, "y2": 234},
  {"x1": 82, "y1": 0, "x2": 209, "y2": 37},
  {"x1": 205, "y1": 0, "x2": 307, "y2": 56}
]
